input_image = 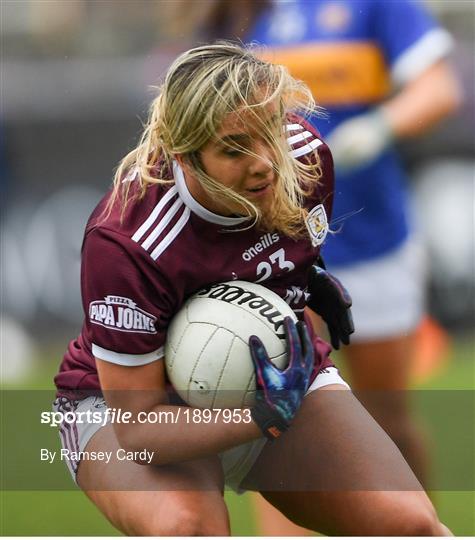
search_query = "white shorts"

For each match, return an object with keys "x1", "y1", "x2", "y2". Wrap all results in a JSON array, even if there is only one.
[
  {"x1": 53, "y1": 367, "x2": 349, "y2": 493},
  {"x1": 327, "y1": 238, "x2": 426, "y2": 341}
]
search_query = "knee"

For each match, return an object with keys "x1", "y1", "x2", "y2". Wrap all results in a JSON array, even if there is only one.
[
  {"x1": 381, "y1": 497, "x2": 442, "y2": 537},
  {"x1": 399, "y1": 509, "x2": 444, "y2": 536},
  {"x1": 160, "y1": 505, "x2": 228, "y2": 536},
  {"x1": 149, "y1": 506, "x2": 202, "y2": 536},
  {"x1": 142, "y1": 500, "x2": 230, "y2": 536}
]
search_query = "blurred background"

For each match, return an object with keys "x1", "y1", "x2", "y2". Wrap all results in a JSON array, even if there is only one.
[{"x1": 1, "y1": 0, "x2": 474, "y2": 535}]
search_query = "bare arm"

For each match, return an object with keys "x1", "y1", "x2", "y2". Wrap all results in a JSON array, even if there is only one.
[
  {"x1": 327, "y1": 59, "x2": 462, "y2": 171},
  {"x1": 382, "y1": 59, "x2": 463, "y2": 138},
  {"x1": 96, "y1": 356, "x2": 262, "y2": 466}
]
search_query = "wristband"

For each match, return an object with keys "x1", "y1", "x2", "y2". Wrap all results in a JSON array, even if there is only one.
[{"x1": 251, "y1": 400, "x2": 289, "y2": 440}]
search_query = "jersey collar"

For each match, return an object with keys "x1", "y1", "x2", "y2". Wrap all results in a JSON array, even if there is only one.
[{"x1": 173, "y1": 161, "x2": 250, "y2": 227}]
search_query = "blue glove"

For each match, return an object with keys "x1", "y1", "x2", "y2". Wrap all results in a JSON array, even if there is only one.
[
  {"x1": 307, "y1": 264, "x2": 354, "y2": 350},
  {"x1": 249, "y1": 317, "x2": 314, "y2": 439}
]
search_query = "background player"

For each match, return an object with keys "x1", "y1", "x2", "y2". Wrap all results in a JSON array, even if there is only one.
[{"x1": 53, "y1": 43, "x2": 451, "y2": 536}]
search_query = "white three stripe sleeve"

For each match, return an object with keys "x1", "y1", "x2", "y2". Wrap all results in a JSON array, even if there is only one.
[
  {"x1": 285, "y1": 123, "x2": 303, "y2": 131},
  {"x1": 141, "y1": 197, "x2": 184, "y2": 250},
  {"x1": 289, "y1": 138, "x2": 323, "y2": 158},
  {"x1": 287, "y1": 131, "x2": 313, "y2": 145},
  {"x1": 150, "y1": 207, "x2": 191, "y2": 261},
  {"x1": 131, "y1": 186, "x2": 178, "y2": 243}
]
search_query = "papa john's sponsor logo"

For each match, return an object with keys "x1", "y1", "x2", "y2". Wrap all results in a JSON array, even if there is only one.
[{"x1": 89, "y1": 296, "x2": 157, "y2": 334}]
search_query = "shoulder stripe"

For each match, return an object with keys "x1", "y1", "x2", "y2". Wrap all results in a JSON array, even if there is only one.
[
  {"x1": 392, "y1": 28, "x2": 453, "y2": 85},
  {"x1": 290, "y1": 137, "x2": 323, "y2": 158},
  {"x1": 285, "y1": 123, "x2": 303, "y2": 131},
  {"x1": 151, "y1": 207, "x2": 190, "y2": 261},
  {"x1": 287, "y1": 130, "x2": 313, "y2": 145},
  {"x1": 141, "y1": 197, "x2": 184, "y2": 250},
  {"x1": 92, "y1": 344, "x2": 164, "y2": 366},
  {"x1": 131, "y1": 186, "x2": 178, "y2": 243}
]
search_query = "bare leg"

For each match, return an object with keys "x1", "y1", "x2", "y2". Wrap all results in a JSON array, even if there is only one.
[
  {"x1": 345, "y1": 334, "x2": 430, "y2": 486},
  {"x1": 76, "y1": 425, "x2": 230, "y2": 536},
  {"x1": 307, "y1": 307, "x2": 430, "y2": 486},
  {"x1": 251, "y1": 492, "x2": 312, "y2": 536},
  {"x1": 242, "y1": 385, "x2": 449, "y2": 536}
]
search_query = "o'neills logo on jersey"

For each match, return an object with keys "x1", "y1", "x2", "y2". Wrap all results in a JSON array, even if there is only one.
[
  {"x1": 196, "y1": 283, "x2": 286, "y2": 339},
  {"x1": 242, "y1": 233, "x2": 280, "y2": 261},
  {"x1": 89, "y1": 296, "x2": 157, "y2": 334}
]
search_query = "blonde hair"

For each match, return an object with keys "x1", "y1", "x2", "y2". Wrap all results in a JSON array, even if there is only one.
[{"x1": 108, "y1": 41, "x2": 322, "y2": 238}]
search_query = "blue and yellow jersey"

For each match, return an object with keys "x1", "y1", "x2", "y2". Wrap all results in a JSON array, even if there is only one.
[{"x1": 249, "y1": 0, "x2": 452, "y2": 265}]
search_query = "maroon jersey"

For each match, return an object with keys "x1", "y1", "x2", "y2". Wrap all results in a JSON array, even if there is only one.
[{"x1": 55, "y1": 115, "x2": 334, "y2": 394}]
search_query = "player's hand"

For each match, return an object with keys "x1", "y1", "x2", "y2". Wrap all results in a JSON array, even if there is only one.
[
  {"x1": 307, "y1": 265, "x2": 354, "y2": 350},
  {"x1": 326, "y1": 108, "x2": 393, "y2": 171},
  {"x1": 249, "y1": 317, "x2": 314, "y2": 439}
]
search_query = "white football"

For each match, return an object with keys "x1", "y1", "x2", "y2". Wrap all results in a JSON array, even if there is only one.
[{"x1": 165, "y1": 281, "x2": 297, "y2": 408}]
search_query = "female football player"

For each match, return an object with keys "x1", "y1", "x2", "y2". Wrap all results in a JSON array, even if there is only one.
[{"x1": 54, "y1": 42, "x2": 450, "y2": 536}]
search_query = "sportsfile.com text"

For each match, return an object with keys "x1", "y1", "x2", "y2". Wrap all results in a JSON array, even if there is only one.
[{"x1": 41, "y1": 408, "x2": 253, "y2": 427}]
